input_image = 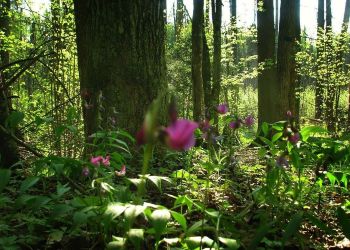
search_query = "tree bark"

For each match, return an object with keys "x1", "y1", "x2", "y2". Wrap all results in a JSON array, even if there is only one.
[
  {"x1": 277, "y1": 0, "x2": 300, "y2": 120},
  {"x1": 74, "y1": 0, "x2": 167, "y2": 140},
  {"x1": 257, "y1": 0, "x2": 278, "y2": 125},
  {"x1": 0, "y1": 0, "x2": 20, "y2": 167},
  {"x1": 192, "y1": 0, "x2": 205, "y2": 121},
  {"x1": 211, "y1": 0, "x2": 222, "y2": 125},
  {"x1": 175, "y1": 0, "x2": 184, "y2": 40}
]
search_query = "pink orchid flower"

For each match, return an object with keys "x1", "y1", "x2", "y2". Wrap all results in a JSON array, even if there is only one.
[
  {"x1": 90, "y1": 156, "x2": 103, "y2": 166},
  {"x1": 115, "y1": 165, "x2": 126, "y2": 176},
  {"x1": 244, "y1": 115, "x2": 254, "y2": 127},
  {"x1": 217, "y1": 103, "x2": 229, "y2": 114},
  {"x1": 102, "y1": 155, "x2": 110, "y2": 166},
  {"x1": 165, "y1": 119, "x2": 198, "y2": 151}
]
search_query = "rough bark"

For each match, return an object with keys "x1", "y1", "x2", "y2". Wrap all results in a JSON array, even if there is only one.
[
  {"x1": 211, "y1": 0, "x2": 222, "y2": 125},
  {"x1": 257, "y1": 0, "x2": 278, "y2": 125},
  {"x1": 0, "y1": 0, "x2": 20, "y2": 167},
  {"x1": 74, "y1": 0, "x2": 167, "y2": 139},
  {"x1": 277, "y1": 0, "x2": 300, "y2": 120},
  {"x1": 315, "y1": 0, "x2": 325, "y2": 119},
  {"x1": 191, "y1": 0, "x2": 205, "y2": 121}
]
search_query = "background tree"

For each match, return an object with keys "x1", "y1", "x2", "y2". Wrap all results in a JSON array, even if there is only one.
[
  {"x1": 211, "y1": 0, "x2": 222, "y2": 125},
  {"x1": 0, "y1": 0, "x2": 20, "y2": 167},
  {"x1": 257, "y1": 0, "x2": 278, "y2": 125},
  {"x1": 277, "y1": 0, "x2": 300, "y2": 119},
  {"x1": 191, "y1": 0, "x2": 205, "y2": 121},
  {"x1": 74, "y1": 0, "x2": 167, "y2": 140}
]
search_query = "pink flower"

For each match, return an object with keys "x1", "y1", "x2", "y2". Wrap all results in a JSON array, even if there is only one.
[
  {"x1": 217, "y1": 103, "x2": 229, "y2": 114},
  {"x1": 244, "y1": 115, "x2": 254, "y2": 127},
  {"x1": 286, "y1": 110, "x2": 292, "y2": 118},
  {"x1": 165, "y1": 119, "x2": 198, "y2": 151},
  {"x1": 115, "y1": 165, "x2": 126, "y2": 176},
  {"x1": 229, "y1": 119, "x2": 242, "y2": 130},
  {"x1": 102, "y1": 155, "x2": 110, "y2": 166},
  {"x1": 136, "y1": 126, "x2": 145, "y2": 146},
  {"x1": 90, "y1": 156, "x2": 103, "y2": 166},
  {"x1": 82, "y1": 167, "x2": 90, "y2": 176},
  {"x1": 288, "y1": 133, "x2": 300, "y2": 144}
]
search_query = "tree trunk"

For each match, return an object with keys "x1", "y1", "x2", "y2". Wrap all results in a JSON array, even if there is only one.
[
  {"x1": 257, "y1": 0, "x2": 278, "y2": 125},
  {"x1": 277, "y1": 0, "x2": 300, "y2": 120},
  {"x1": 202, "y1": 25, "x2": 211, "y2": 115},
  {"x1": 324, "y1": 0, "x2": 335, "y2": 131},
  {"x1": 0, "y1": 0, "x2": 20, "y2": 167},
  {"x1": 229, "y1": 0, "x2": 238, "y2": 64},
  {"x1": 175, "y1": 0, "x2": 184, "y2": 40},
  {"x1": 211, "y1": 0, "x2": 222, "y2": 125},
  {"x1": 315, "y1": 0, "x2": 325, "y2": 119},
  {"x1": 74, "y1": 0, "x2": 167, "y2": 140},
  {"x1": 192, "y1": 0, "x2": 205, "y2": 121}
]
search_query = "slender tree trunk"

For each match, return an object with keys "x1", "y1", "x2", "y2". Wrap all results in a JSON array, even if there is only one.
[
  {"x1": 74, "y1": 0, "x2": 167, "y2": 141},
  {"x1": 0, "y1": 0, "x2": 20, "y2": 167},
  {"x1": 175, "y1": 0, "x2": 184, "y2": 40},
  {"x1": 324, "y1": 0, "x2": 336, "y2": 131},
  {"x1": 315, "y1": 0, "x2": 325, "y2": 119},
  {"x1": 257, "y1": 0, "x2": 278, "y2": 125},
  {"x1": 202, "y1": 24, "x2": 211, "y2": 115},
  {"x1": 229, "y1": 0, "x2": 238, "y2": 64},
  {"x1": 277, "y1": 0, "x2": 300, "y2": 119},
  {"x1": 211, "y1": 0, "x2": 222, "y2": 125},
  {"x1": 192, "y1": 0, "x2": 205, "y2": 121}
]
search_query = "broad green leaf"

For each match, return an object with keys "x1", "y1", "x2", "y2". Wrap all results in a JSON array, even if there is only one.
[
  {"x1": 51, "y1": 204, "x2": 73, "y2": 217},
  {"x1": 20, "y1": 176, "x2": 40, "y2": 193},
  {"x1": 107, "y1": 237, "x2": 126, "y2": 249},
  {"x1": 124, "y1": 205, "x2": 146, "y2": 220},
  {"x1": 300, "y1": 126, "x2": 328, "y2": 141},
  {"x1": 305, "y1": 213, "x2": 334, "y2": 235},
  {"x1": 219, "y1": 237, "x2": 240, "y2": 250},
  {"x1": 248, "y1": 223, "x2": 272, "y2": 250},
  {"x1": 326, "y1": 172, "x2": 338, "y2": 186},
  {"x1": 127, "y1": 228, "x2": 144, "y2": 248},
  {"x1": 171, "y1": 211, "x2": 187, "y2": 230},
  {"x1": 0, "y1": 169, "x2": 11, "y2": 193},
  {"x1": 272, "y1": 132, "x2": 283, "y2": 142},
  {"x1": 262, "y1": 122, "x2": 269, "y2": 136},
  {"x1": 171, "y1": 169, "x2": 191, "y2": 179},
  {"x1": 337, "y1": 207, "x2": 350, "y2": 239},
  {"x1": 105, "y1": 203, "x2": 127, "y2": 219},
  {"x1": 150, "y1": 209, "x2": 171, "y2": 235},
  {"x1": 187, "y1": 219, "x2": 208, "y2": 235},
  {"x1": 147, "y1": 175, "x2": 171, "y2": 192},
  {"x1": 282, "y1": 212, "x2": 303, "y2": 245},
  {"x1": 185, "y1": 236, "x2": 215, "y2": 248}
]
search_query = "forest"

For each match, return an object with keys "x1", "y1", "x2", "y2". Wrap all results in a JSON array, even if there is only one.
[{"x1": 1, "y1": 0, "x2": 350, "y2": 249}]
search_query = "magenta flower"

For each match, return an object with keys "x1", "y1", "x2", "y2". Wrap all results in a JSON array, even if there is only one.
[
  {"x1": 115, "y1": 165, "x2": 126, "y2": 176},
  {"x1": 82, "y1": 167, "x2": 90, "y2": 176},
  {"x1": 229, "y1": 119, "x2": 242, "y2": 130},
  {"x1": 136, "y1": 126, "x2": 145, "y2": 146},
  {"x1": 90, "y1": 156, "x2": 103, "y2": 166},
  {"x1": 217, "y1": 103, "x2": 229, "y2": 114},
  {"x1": 165, "y1": 119, "x2": 198, "y2": 151},
  {"x1": 244, "y1": 115, "x2": 254, "y2": 127},
  {"x1": 102, "y1": 155, "x2": 110, "y2": 166},
  {"x1": 288, "y1": 132, "x2": 300, "y2": 144}
]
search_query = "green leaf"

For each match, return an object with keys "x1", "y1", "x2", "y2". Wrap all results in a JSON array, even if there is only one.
[
  {"x1": 305, "y1": 213, "x2": 334, "y2": 235},
  {"x1": 127, "y1": 229, "x2": 144, "y2": 248},
  {"x1": 261, "y1": 122, "x2": 269, "y2": 136},
  {"x1": 0, "y1": 169, "x2": 11, "y2": 193},
  {"x1": 248, "y1": 223, "x2": 272, "y2": 250},
  {"x1": 171, "y1": 169, "x2": 191, "y2": 179},
  {"x1": 218, "y1": 237, "x2": 240, "y2": 250},
  {"x1": 107, "y1": 237, "x2": 126, "y2": 249},
  {"x1": 124, "y1": 204, "x2": 146, "y2": 221},
  {"x1": 300, "y1": 126, "x2": 328, "y2": 141},
  {"x1": 187, "y1": 219, "x2": 207, "y2": 235},
  {"x1": 150, "y1": 209, "x2": 171, "y2": 235},
  {"x1": 185, "y1": 236, "x2": 216, "y2": 248},
  {"x1": 272, "y1": 132, "x2": 283, "y2": 142},
  {"x1": 147, "y1": 175, "x2": 171, "y2": 193},
  {"x1": 282, "y1": 212, "x2": 303, "y2": 245},
  {"x1": 105, "y1": 203, "x2": 127, "y2": 219},
  {"x1": 326, "y1": 172, "x2": 338, "y2": 186},
  {"x1": 337, "y1": 207, "x2": 350, "y2": 239},
  {"x1": 6, "y1": 111, "x2": 24, "y2": 128},
  {"x1": 171, "y1": 211, "x2": 187, "y2": 230},
  {"x1": 20, "y1": 176, "x2": 40, "y2": 193}
]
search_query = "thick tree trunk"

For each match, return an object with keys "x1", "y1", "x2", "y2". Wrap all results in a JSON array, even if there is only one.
[
  {"x1": 315, "y1": 0, "x2": 325, "y2": 119},
  {"x1": 211, "y1": 0, "x2": 222, "y2": 125},
  {"x1": 0, "y1": 0, "x2": 20, "y2": 167},
  {"x1": 257, "y1": 0, "x2": 278, "y2": 125},
  {"x1": 277, "y1": 0, "x2": 300, "y2": 120},
  {"x1": 192, "y1": 0, "x2": 205, "y2": 121},
  {"x1": 74, "y1": 0, "x2": 167, "y2": 140}
]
